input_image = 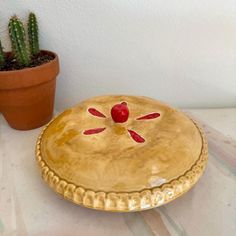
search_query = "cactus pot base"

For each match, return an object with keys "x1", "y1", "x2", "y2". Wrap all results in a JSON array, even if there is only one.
[{"x1": 0, "y1": 50, "x2": 59, "y2": 130}]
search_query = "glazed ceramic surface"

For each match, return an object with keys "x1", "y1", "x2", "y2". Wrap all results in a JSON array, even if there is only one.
[
  {"x1": 36, "y1": 95, "x2": 208, "y2": 212},
  {"x1": 1, "y1": 108, "x2": 235, "y2": 235}
]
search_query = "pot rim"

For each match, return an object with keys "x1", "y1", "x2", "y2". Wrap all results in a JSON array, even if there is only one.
[
  {"x1": 0, "y1": 50, "x2": 58, "y2": 74},
  {"x1": 0, "y1": 50, "x2": 59, "y2": 90}
]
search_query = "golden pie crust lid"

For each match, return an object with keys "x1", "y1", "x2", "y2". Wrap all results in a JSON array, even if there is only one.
[{"x1": 36, "y1": 95, "x2": 208, "y2": 212}]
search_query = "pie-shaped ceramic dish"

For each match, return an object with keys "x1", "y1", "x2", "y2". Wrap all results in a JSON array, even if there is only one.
[{"x1": 36, "y1": 95, "x2": 208, "y2": 212}]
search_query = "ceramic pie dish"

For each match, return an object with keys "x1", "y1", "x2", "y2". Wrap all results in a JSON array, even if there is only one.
[{"x1": 36, "y1": 95, "x2": 208, "y2": 212}]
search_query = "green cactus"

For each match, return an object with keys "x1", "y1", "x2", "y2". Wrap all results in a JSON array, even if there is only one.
[
  {"x1": 0, "y1": 39, "x2": 5, "y2": 69},
  {"x1": 8, "y1": 15, "x2": 31, "y2": 66},
  {"x1": 28, "y1": 12, "x2": 39, "y2": 56}
]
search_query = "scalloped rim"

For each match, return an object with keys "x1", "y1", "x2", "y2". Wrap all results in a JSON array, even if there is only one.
[{"x1": 35, "y1": 113, "x2": 208, "y2": 212}]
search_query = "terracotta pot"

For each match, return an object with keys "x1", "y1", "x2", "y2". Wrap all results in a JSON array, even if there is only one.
[{"x1": 0, "y1": 50, "x2": 59, "y2": 130}]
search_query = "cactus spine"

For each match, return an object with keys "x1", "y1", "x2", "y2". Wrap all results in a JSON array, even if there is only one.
[
  {"x1": 0, "y1": 40, "x2": 5, "y2": 69},
  {"x1": 8, "y1": 15, "x2": 31, "y2": 66},
  {"x1": 28, "y1": 12, "x2": 39, "y2": 56}
]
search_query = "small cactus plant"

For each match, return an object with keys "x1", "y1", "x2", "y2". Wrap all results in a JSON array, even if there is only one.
[
  {"x1": 8, "y1": 15, "x2": 31, "y2": 66},
  {"x1": 0, "y1": 40, "x2": 5, "y2": 69},
  {"x1": 28, "y1": 12, "x2": 39, "y2": 56},
  {"x1": 0, "y1": 13, "x2": 53, "y2": 71}
]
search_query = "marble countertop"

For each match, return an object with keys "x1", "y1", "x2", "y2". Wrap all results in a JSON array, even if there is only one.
[{"x1": 0, "y1": 108, "x2": 236, "y2": 236}]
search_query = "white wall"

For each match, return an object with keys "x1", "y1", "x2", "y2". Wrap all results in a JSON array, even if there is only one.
[{"x1": 1, "y1": 0, "x2": 236, "y2": 109}]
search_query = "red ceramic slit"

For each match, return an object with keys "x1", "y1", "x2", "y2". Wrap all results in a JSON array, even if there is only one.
[
  {"x1": 137, "y1": 112, "x2": 160, "y2": 120},
  {"x1": 88, "y1": 108, "x2": 106, "y2": 118},
  {"x1": 83, "y1": 127, "x2": 106, "y2": 135},
  {"x1": 128, "y1": 129, "x2": 145, "y2": 143}
]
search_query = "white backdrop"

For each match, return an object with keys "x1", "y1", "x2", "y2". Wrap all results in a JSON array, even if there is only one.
[{"x1": 1, "y1": 0, "x2": 236, "y2": 110}]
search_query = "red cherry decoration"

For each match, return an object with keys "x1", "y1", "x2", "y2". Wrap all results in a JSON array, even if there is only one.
[{"x1": 111, "y1": 102, "x2": 129, "y2": 123}]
